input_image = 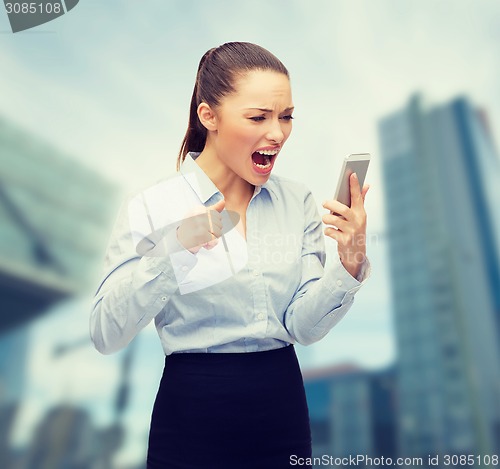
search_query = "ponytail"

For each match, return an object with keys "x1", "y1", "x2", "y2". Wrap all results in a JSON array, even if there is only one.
[
  {"x1": 177, "y1": 82, "x2": 206, "y2": 170},
  {"x1": 177, "y1": 48, "x2": 216, "y2": 170}
]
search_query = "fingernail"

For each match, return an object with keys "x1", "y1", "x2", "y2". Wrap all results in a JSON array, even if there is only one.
[{"x1": 353, "y1": 173, "x2": 358, "y2": 179}]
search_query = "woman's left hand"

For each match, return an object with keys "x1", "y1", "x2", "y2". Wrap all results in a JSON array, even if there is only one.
[{"x1": 322, "y1": 173, "x2": 370, "y2": 279}]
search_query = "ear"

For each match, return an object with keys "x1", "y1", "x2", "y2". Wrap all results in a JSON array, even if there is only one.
[{"x1": 197, "y1": 102, "x2": 218, "y2": 132}]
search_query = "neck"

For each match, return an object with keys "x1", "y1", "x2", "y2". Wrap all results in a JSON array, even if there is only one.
[{"x1": 195, "y1": 147, "x2": 254, "y2": 206}]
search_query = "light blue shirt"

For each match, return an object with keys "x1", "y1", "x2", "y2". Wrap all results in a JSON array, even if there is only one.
[{"x1": 90, "y1": 152, "x2": 371, "y2": 355}]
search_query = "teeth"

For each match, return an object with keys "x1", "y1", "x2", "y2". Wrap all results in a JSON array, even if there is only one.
[
  {"x1": 256, "y1": 149, "x2": 279, "y2": 156},
  {"x1": 254, "y1": 162, "x2": 271, "y2": 169}
]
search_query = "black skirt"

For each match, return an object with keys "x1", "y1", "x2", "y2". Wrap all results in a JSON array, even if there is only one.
[{"x1": 147, "y1": 344, "x2": 312, "y2": 469}]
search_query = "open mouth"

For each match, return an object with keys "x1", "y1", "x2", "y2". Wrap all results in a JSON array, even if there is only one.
[{"x1": 251, "y1": 149, "x2": 279, "y2": 173}]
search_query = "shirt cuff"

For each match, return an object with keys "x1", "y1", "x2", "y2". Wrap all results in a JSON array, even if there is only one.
[
  {"x1": 170, "y1": 246, "x2": 198, "y2": 284},
  {"x1": 353, "y1": 255, "x2": 371, "y2": 283},
  {"x1": 322, "y1": 255, "x2": 371, "y2": 305},
  {"x1": 135, "y1": 228, "x2": 199, "y2": 287},
  {"x1": 155, "y1": 225, "x2": 199, "y2": 284}
]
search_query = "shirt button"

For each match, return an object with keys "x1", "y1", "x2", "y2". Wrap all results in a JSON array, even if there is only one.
[
  {"x1": 336, "y1": 279, "x2": 343, "y2": 287},
  {"x1": 252, "y1": 269, "x2": 259, "y2": 277},
  {"x1": 181, "y1": 265, "x2": 189, "y2": 272},
  {"x1": 161, "y1": 296, "x2": 167, "y2": 302},
  {"x1": 257, "y1": 312, "x2": 265, "y2": 320}
]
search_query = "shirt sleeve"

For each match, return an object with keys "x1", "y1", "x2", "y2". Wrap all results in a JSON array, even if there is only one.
[
  {"x1": 89, "y1": 194, "x2": 198, "y2": 355},
  {"x1": 283, "y1": 188, "x2": 372, "y2": 346}
]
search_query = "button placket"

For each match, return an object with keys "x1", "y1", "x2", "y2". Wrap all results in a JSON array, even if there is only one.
[{"x1": 246, "y1": 199, "x2": 267, "y2": 328}]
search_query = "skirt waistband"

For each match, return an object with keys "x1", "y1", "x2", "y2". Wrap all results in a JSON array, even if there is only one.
[
  {"x1": 166, "y1": 343, "x2": 294, "y2": 363},
  {"x1": 164, "y1": 343, "x2": 298, "y2": 378}
]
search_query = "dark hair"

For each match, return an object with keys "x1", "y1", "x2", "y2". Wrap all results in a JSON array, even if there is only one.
[{"x1": 177, "y1": 42, "x2": 289, "y2": 170}]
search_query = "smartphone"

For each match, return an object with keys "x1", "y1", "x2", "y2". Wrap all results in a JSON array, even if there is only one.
[{"x1": 333, "y1": 153, "x2": 370, "y2": 212}]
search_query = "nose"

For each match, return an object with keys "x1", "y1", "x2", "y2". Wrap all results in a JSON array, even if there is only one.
[{"x1": 266, "y1": 118, "x2": 285, "y2": 144}]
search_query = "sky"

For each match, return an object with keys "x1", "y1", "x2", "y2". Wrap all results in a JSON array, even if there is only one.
[{"x1": 1, "y1": 0, "x2": 500, "y2": 465}]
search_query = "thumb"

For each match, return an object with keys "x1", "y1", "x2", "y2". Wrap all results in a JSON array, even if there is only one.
[{"x1": 210, "y1": 198, "x2": 226, "y2": 213}]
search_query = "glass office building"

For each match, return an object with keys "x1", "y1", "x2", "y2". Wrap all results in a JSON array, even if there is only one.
[
  {"x1": 0, "y1": 115, "x2": 120, "y2": 332},
  {"x1": 303, "y1": 365, "x2": 397, "y2": 459},
  {"x1": 0, "y1": 115, "x2": 120, "y2": 466},
  {"x1": 378, "y1": 95, "x2": 500, "y2": 459}
]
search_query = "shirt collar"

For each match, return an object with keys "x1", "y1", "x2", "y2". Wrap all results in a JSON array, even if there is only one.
[
  {"x1": 179, "y1": 152, "x2": 220, "y2": 203},
  {"x1": 180, "y1": 152, "x2": 279, "y2": 203}
]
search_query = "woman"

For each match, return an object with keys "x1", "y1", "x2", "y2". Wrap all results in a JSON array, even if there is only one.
[{"x1": 90, "y1": 42, "x2": 371, "y2": 468}]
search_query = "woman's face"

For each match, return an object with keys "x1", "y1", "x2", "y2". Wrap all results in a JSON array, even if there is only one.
[{"x1": 206, "y1": 69, "x2": 294, "y2": 185}]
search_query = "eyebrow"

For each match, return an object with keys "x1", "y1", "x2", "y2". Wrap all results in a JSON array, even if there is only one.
[{"x1": 245, "y1": 107, "x2": 295, "y2": 113}]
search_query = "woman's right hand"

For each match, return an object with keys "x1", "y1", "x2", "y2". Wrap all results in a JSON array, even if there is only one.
[{"x1": 176, "y1": 199, "x2": 226, "y2": 254}]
